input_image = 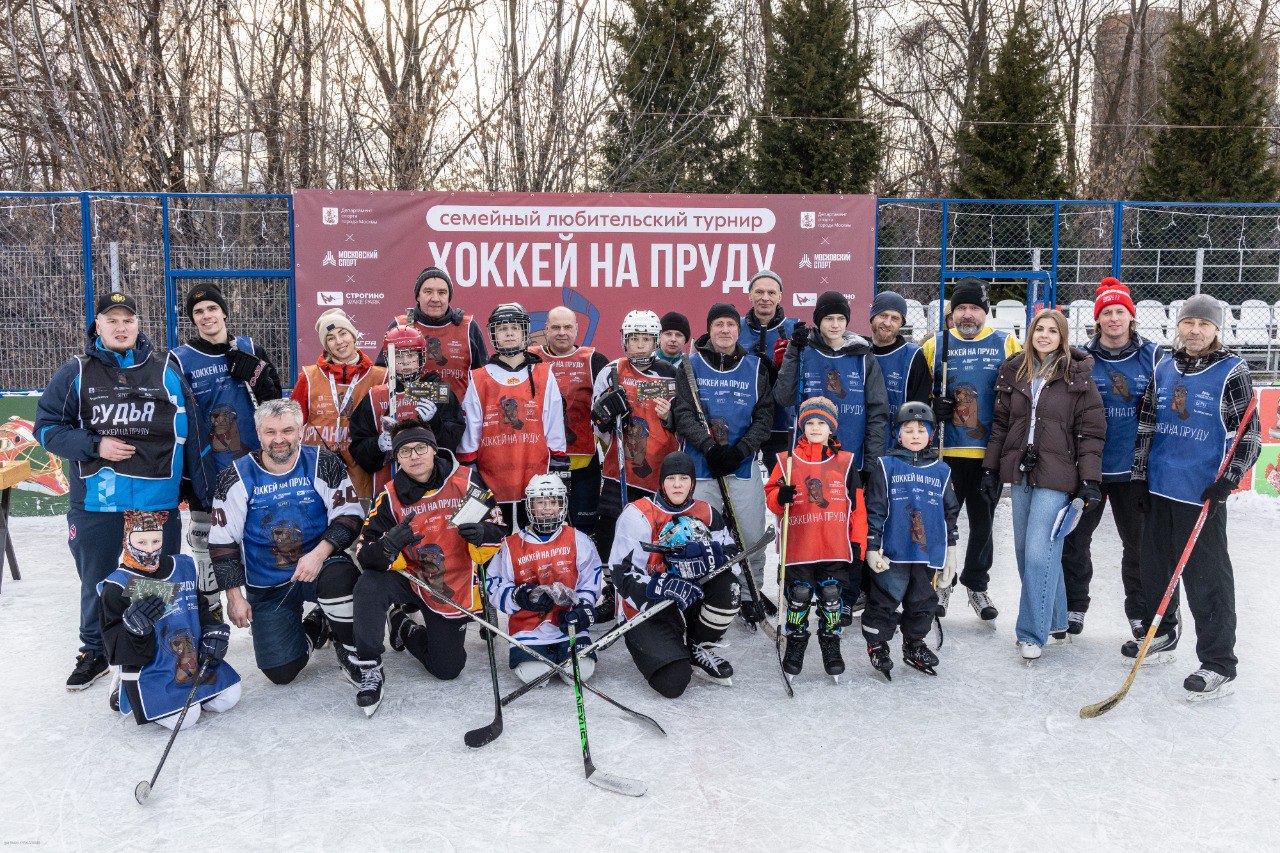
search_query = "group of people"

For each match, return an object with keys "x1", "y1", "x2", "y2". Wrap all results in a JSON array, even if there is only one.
[{"x1": 36, "y1": 266, "x2": 1259, "y2": 730}]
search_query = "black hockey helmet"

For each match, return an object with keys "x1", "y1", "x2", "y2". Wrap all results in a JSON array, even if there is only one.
[
  {"x1": 487, "y1": 302, "x2": 530, "y2": 356},
  {"x1": 894, "y1": 400, "x2": 935, "y2": 429}
]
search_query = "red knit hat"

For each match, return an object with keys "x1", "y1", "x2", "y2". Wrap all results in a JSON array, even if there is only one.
[{"x1": 1094, "y1": 277, "x2": 1136, "y2": 320}]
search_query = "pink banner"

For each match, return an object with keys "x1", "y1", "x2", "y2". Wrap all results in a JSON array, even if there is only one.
[{"x1": 293, "y1": 190, "x2": 876, "y2": 363}]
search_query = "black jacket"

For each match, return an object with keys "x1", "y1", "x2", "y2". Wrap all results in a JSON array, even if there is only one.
[{"x1": 672, "y1": 335, "x2": 775, "y2": 456}]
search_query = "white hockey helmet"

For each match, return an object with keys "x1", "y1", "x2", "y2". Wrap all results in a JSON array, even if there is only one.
[
  {"x1": 524, "y1": 474, "x2": 568, "y2": 535},
  {"x1": 621, "y1": 310, "x2": 662, "y2": 368}
]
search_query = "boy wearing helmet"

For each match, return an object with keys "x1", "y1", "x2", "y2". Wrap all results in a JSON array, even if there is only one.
[
  {"x1": 349, "y1": 324, "x2": 465, "y2": 497},
  {"x1": 765, "y1": 397, "x2": 868, "y2": 681},
  {"x1": 486, "y1": 474, "x2": 605, "y2": 684},
  {"x1": 458, "y1": 303, "x2": 568, "y2": 530},
  {"x1": 590, "y1": 310, "x2": 681, "y2": 562},
  {"x1": 861, "y1": 401, "x2": 960, "y2": 679}
]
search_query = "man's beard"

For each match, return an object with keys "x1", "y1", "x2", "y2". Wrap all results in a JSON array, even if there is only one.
[
  {"x1": 957, "y1": 322, "x2": 980, "y2": 337},
  {"x1": 266, "y1": 443, "x2": 298, "y2": 465}
]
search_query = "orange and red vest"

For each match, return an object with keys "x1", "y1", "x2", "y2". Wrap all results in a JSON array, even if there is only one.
[
  {"x1": 300, "y1": 363, "x2": 385, "y2": 499},
  {"x1": 399, "y1": 312, "x2": 474, "y2": 401},
  {"x1": 365, "y1": 383, "x2": 422, "y2": 495},
  {"x1": 469, "y1": 362, "x2": 554, "y2": 503},
  {"x1": 502, "y1": 526, "x2": 580, "y2": 634},
  {"x1": 383, "y1": 470, "x2": 478, "y2": 617},
  {"x1": 618, "y1": 497, "x2": 714, "y2": 621},
  {"x1": 601, "y1": 360, "x2": 680, "y2": 494},
  {"x1": 538, "y1": 345, "x2": 596, "y2": 457},
  {"x1": 776, "y1": 448, "x2": 866, "y2": 565}
]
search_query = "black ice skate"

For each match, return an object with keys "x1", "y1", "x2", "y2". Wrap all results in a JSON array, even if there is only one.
[
  {"x1": 967, "y1": 589, "x2": 998, "y2": 623},
  {"x1": 689, "y1": 641, "x2": 733, "y2": 685},
  {"x1": 1067, "y1": 611, "x2": 1086, "y2": 635},
  {"x1": 903, "y1": 639, "x2": 938, "y2": 676},
  {"x1": 782, "y1": 633, "x2": 809, "y2": 679},
  {"x1": 303, "y1": 605, "x2": 331, "y2": 651},
  {"x1": 1122, "y1": 630, "x2": 1178, "y2": 666},
  {"x1": 1184, "y1": 668, "x2": 1235, "y2": 703},
  {"x1": 387, "y1": 605, "x2": 413, "y2": 653},
  {"x1": 817, "y1": 633, "x2": 845, "y2": 682},
  {"x1": 335, "y1": 643, "x2": 363, "y2": 687},
  {"x1": 356, "y1": 659, "x2": 385, "y2": 717},
  {"x1": 867, "y1": 642, "x2": 893, "y2": 681},
  {"x1": 592, "y1": 584, "x2": 616, "y2": 625}
]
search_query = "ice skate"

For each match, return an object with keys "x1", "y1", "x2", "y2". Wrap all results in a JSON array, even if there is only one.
[
  {"x1": 1184, "y1": 668, "x2": 1235, "y2": 703},
  {"x1": 689, "y1": 641, "x2": 733, "y2": 685},
  {"x1": 1067, "y1": 611, "x2": 1085, "y2": 635},
  {"x1": 387, "y1": 605, "x2": 413, "y2": 653},
  {"x1": 782, "y1": 633, "x2": 808, "y2": 680},
  {"x1": 867, "y1": 642, "x2": 893, "y2": 681},
  {"x1": 355, "y1": 659, "x2": 385, "y2": 717},
  {"x1": 935, "y1": 583, "x2": 952, "y2": 618},
  {"x1": 968, "y1": 589, "x2": 998, "y2": 624},
  {"x1": 1122, "y1": 630, "x2": 1178, "y2": 666},
  {"x1": 1017, "y1": 641, "x2": 1041, "y2": 664},
  {"x1": 817, "y1": 633, "x2": 844, "y2": 682},
  {"x1": 902, "y1": 639, "x2": 938, "y2": 676}
]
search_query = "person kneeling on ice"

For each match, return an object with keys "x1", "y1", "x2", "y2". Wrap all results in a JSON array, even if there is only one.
[
  {"x1": 861, "y1": 402, "x2": 959, "y2": 679},
  {"x1": 609, "y1": 452, "x2": 740, "y2": 695},
  {"x1": 99, "y1": 510, "x2": 241, "y2": 729},
  {"x1": 765, "y1": 397, "x2": 868, "y2": 681},
  {"x1": 487, "y1": 475, "x2": 604, "y2": 684},
  {"x1": 352, "y1": 420, "x2": 506, "y2": 714}
]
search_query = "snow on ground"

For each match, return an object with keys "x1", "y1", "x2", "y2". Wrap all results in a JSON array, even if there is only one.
[{"x1": 1, "y1": 498, "x2": 1278, "y2": 852}]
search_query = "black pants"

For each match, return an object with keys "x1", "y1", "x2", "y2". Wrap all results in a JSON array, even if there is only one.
[
  {"x1": 1139, "y1": 495, "x2": 1237, "y2": 678},
  {"x1": 623, "y1": 569, "x2": 739, "y2": 697},
  {"x1": 785, "y1": 561, "x2": 854, "y2": 634},
  {"x1": 1062, "y1": 480, "x2": 1146, "y2": 619},
  {"x1": 352, "y1": 570, "x2": 468, "y2": 680},
  {"x1": 593, "y1": 478, "x2": 652, "y2": 565},
  {"x1": 568, "y1": 456, "x2": 602, "y2": 535},
  {"x1": 862, "y1": 564, "x2": 939, "y2": 644},
  {"x1": 945, "y1": 456, "x2": 996, "y2": 592}
]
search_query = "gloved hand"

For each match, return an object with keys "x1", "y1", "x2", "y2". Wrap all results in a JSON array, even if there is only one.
[
  {"x1": 1200, "y1": 475, "x2": 1236, "y2": 505},
  {"x1": 866, "y1": 549, "x2": 890, "y2": 573},
  {"x1": 414, "y1": 399, "x2": 438, "y2": 423},
  {"x1": 381, "y1": 519, "x2": 423, "y2": 559},
  {"x1": 378, "y1": 430, "x2": 393, "y2": 453},
  {"x1": 513, "y1": 582, "x2": 554, "y2": 614},
  {"x1": 664, "y1": 540, "x2": 723, "y2": 580},
  {"x1": 790, "y1": 322, "x2": 810, "y2": 351},
  {"x1": 645, "y1": 572, "x2": 704, "y2": 610},
  {"x1": 549, "y1": 455, "x2": 572, "y2": 486},
  {"x1": 980, "y1": 468, "x2": 1002, "y2": 506},
  {"x1": 1133, "y1": 479, "x2": 1151, "y2": 513},
  {"x1": 776, "y1": 483, "x2": 797, "y2": 505},
  {"x1": 559, "y1": 602, "x2": 595, "y2": 633},
  {"x1": 591, "y1": 386, "x2": 630, "y2": 432},
  {"x1": 457, "y1": 522, "x2": 491, "y2": 546},
  {"x1": 123, "y1": 596, "x2": 166, "y2": 637},
  {"x1": 705, "y1": 443, "x2": 746, "y2": 478},
  {"x1": 225, "y1": 348, "x2": 265, "y2": 384},
  {"x1": 772, "y1": 336, "x2": 788, "y2": 368},
  {"x1": 1075, "y1": 480, "x2": 1102, "y2": 511},
  {"x1": 941, "y1": 545, "x2": 957, "y2": 587},
  {"x1": 199, "y1": 623, "x2": 230, "y2": 665},
  {"x1": 931, "y1": 395, "x2": 954, "y2": 425}
]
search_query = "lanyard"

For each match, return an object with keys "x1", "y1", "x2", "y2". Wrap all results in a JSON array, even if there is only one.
[{"x1": 325, "y1": 370, "x2": 358, "y2": 419}]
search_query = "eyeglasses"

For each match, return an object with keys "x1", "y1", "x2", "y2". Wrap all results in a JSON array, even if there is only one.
[{"x1": 395, "y1": 443, "x2": 433, "y2": 460}]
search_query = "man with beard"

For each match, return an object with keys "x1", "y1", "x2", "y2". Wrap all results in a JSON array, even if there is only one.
[
  {"x1": 352, "y1": 421, "x2": 505, "y2": 714},
  {"x1": 170, "y1": 284, "x2": 283, "y2": 618},
  {"x1": 867, "y1": 291, "x2": 931, "y2": 453},
  {"x1": 920, "y1": 278, "x2": 1020, "y2": 623},
  {"x1": 209, "y1": 399, "x2": 364, "y2": 688},
  {"x1": 459, "y1": 303, "x2": 568, "y2": 530},
  {"x1": 1062, "y1": 278, "x2": 1163, "y2": 638},
  {"x1": 378, "y1": 266, "x2": 488, "y2": 401},
  {"x1": 533, "y1": 306, "x2": 611, "y2": 534},
  {"x1": 738, "y1": 270, "x2": 798, "y2": 471}
]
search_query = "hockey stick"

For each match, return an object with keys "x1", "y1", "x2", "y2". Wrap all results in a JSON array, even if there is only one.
[
  {"x1": 931, "y1": 285, "x2": 951, "y2": 647},
  {"x1": 463, "y1": 561, "x2": 504, "y2": 748},
  {"x1": 775, "y1": 356, "x2": 804, "y2": 677},
  {"x1": 501, "y1": 529, "x2": 776, "y2": 705},
  {"x1": 569, "y1": 623, "x2": 646, "y2": 797},
  {"x1": 1080, "y1": 395, "x2": 1256, "y2": 720},
  {"x1": 395, "y1": 569, "x2": 667, "y2": 736},
  {"x1": 134, "y1": 659, "x2": 212, "y2": 804}
]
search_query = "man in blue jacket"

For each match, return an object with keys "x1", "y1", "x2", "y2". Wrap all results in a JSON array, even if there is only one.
[{"x1": 37, "y1": 292, "x2": 217, "y2": 692}]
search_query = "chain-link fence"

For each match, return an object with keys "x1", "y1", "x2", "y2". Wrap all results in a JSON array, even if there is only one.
[
  {"x1": 0, "y1": 192, "x2": 293, "y2": 393},
  {"x1": 877, "y1": 199, "x2": 1280, "y2": 380}
]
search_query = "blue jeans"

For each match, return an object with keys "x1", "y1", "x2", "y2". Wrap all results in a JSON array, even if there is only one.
[
  {"x1": 1010, "y1": 484, "x2": 1069, "y2": 646},
  {"x1": 246, "y1": 580, "x2": 318, "y2": 671}
]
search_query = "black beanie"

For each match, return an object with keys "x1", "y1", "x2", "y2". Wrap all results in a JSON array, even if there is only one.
[
  {"x1": 813, "y1": 290, "x2": 850, "y2": 324},
  {"x1": 390, "y1": 420, "x2": 438, "y2": 455},
  {"x1": 659, "y1": 451, "x2": 696, "y2": 483},
  {"x1": 706, "y1": 302, "x2": 741, "y2": 331},
  {"x1": 414, "y1": 266, "x2": 453, "y2": 300},
  {"x1": 951, "y1": 277, "x2": 989, "y2": 312},
  {"x1": 660, "y1": 311, "x2": 691, "y2": 341},
  {"x1": 186, "y1": 284, "x2": 228, "y2": 320}
]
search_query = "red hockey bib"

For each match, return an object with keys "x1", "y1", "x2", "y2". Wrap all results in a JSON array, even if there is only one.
[
  {"x1": 600, "y1": 361, "x2": 680, "y2": 494},
  {"x1": 503, "y1": 526, "x2": 579, "y2": 635},
  {"x1": 619, "y1": 497, "x2": 714, "y2": 620},
  {"x1": 470, "y1": 362, "x2": 553, "y2": 503},
  {"x1": 402, "y1": 313, "x2": 474, "y2": 402},
  {"x1": 539, "y1": 346, "x2": 596, "y2": 457},
  {"x1": 779, "y1": 450, "x2": 860, "y2": 565},
  {"x1": 384, "y1": 473, "x2": 478, "y2": 617}
]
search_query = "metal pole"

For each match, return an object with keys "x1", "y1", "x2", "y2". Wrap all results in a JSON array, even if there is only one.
[
  {"x1": 162, "y1": 195, "x2": 178, "y2": 349},
  {"x1": 80, "y1": 193, "x2": 94, "y2": 325}
]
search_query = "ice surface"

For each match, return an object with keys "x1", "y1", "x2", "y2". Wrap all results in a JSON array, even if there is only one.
[{"x1": 1, "y1": 498, "x2": 1277, "y2": 851}]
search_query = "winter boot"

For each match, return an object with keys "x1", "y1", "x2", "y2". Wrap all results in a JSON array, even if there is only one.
[
  {"x1": 689, "y1": 641, "x2": 733, "y2": 685},
  {"x1": 867, "y1": 642, "x2": 893, "y2": 680},
  {"x1": 302, "y1": 606, "x2": 331, "y2": 651},
  {"x1": 903, "y1": 639, "x2": 938, "y2": 675},
  {"x1": 1183, "y1": 668, "x2": 1236, "y2": 702},
  {"x1": 967, "y1": 589, "x2": 998, "y2": 622},
  {"x1": 355, "y1": 659, "x2": 385, "y2": 716},
  {"x1": 782, "y1": 632, "x2": 809, "y2": 678},
  {"x1": 817, "y1": 632, "x2": 845, "y2": 680},
  {"x1": 1122, "y1": 630, "x2": 1178, "y2": 665},
  {"x1": 66, "y1": 652, "x2": 108, "y2": 691}
]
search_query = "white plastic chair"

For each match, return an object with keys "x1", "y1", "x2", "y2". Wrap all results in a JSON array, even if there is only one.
[
  {"x1": 994, "y1": 299, "x2": 1026, "y2": 337},
  {"x1": 1235, "y1": 299, "x2": 1271, "y2": 346},
  {"x1": 1135, "y1": 300, "x2": 1169, "y2": 346},
  {"x1": 926, "y1": 299, "x2": 948, "y2": 336},
  {"x1": 904, "y1": 298, "x2": 928, "y2": 341},
  {"x1": 1216, "y1": 300, "x2": 1238, "y2": 345},
  {"x1": 1067, "y1": 299, "x2": 1094, "y2": 346}
]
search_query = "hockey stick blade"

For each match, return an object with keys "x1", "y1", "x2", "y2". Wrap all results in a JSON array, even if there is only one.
[
  {"x1": 463, "y1": 718, "x2": 503, "y2": 748},
  {"x1": 587, "y1": 767, "x2": 647, "y2": 797},
  {"x1": 133, "y1": 781, "x2": 151, "y2": 805}
]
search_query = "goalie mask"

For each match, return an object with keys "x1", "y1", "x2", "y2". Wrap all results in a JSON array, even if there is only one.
[
  {"x1": 122, "y1": 509, "x2": 169, "y2": 573},
  {"x1": 621, "y1": 310, "x2": 662, "y2": 369},
  {"x1": 524, "y1": 474, "x2": 568, "y2": 536},
  {"x1": 657, "y1": 515, "x2": 721, "y2": 580},
  {"x1": 658, "y1": 515, "x2": 712, "y2": 551},
  {"x1": 488, "y1": 302, "x2": 531, "y2": 357}
]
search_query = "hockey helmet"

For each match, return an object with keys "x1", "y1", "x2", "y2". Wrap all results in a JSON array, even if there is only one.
[
  {"x1": 383, "y1": 324, "x2": 425, "y2": 352},
  {"x1": 621, "y1": 310, "x2": 662, "y2": 367},
  {"x1": 524, "y1": 474, "x2": 568, "y2": 535},
  {"x1": 488, "y1": 302, "x2": 530, "y2": 357},
  {"x1": 894, "y1": 400, "x2": 935, "y2": 429},
  {"x1": 658, "y1": 515, "x2": 712, "y2": 551}
]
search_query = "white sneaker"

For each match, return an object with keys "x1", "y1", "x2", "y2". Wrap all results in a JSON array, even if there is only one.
[{"x1": 1017, "y1": 641, "x2": 1042, "y2": 660}]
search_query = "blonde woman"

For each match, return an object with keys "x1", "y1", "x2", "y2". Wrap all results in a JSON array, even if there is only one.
[{"x1": 981, "y1": 309, "x2": 1106, "y2": 660}]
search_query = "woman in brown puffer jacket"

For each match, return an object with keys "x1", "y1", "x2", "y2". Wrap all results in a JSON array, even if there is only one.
[{"x1": 980, "y1": 309, "x2": 1106, "y2": 661}]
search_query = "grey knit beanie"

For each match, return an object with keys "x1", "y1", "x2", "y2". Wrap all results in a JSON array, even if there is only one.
[{"x1": 1176, "y1": 294, "x2": 1223, "y2": 330}]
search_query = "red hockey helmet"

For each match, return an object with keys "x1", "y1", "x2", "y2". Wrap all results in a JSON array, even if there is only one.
[{"x1": 382, "y1": 324, "x2": 425, "y2": 353}]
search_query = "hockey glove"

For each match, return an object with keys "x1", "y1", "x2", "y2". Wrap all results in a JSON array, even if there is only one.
[
  {"x1": 512, "y1": 582, "x2": 554, "y2": 614},
  {"x1": 646, "y1": 572, "x2": 704, "y2": 610},
  {"x1": 549, "y1": 454, "x2": 572, "y2": 487},
  {"x1": 1200, "y1": 475, "x2": 1235, "y2": 505},
  {"x1": 776, "y1": 483, "x2": 797, "y2": 506},
  {"x1": 664, "y1": 540, "x2": 724, "y2": 580},
  {"x1": 979, "y1": 468, "x2": 1003, "y2": 506},
  {"x1": 381, "y1": 520, "x2": 423, "y2": 560},
  {"x1": 225, "y1": 348, "x2": 265, "y2": 384},
  {"x1": 1074, "y1": 480, "x2": 1103, "y2": 511},
  {"x1": 591, "y1": 386, "x2": 630, "y2": 432},
  {"x1": 123, "y1": 595, "x2": 167, "y2": 637},
  {"x1": 772, "y1": 336, "x2": 788, "y2": 368},
  {"x1": 378, "y1": 430, "x2": 393, "y2": 453},
  {"x1": 705, "y1": 443, "x2": 746, "y2": 478},
  {"x1": 457, "y1": 522, "x2": 494, "y2": 546},
  {"x1": 941, "y1": 545, "x2": 957, "y2": 588},
  {"x1": 789, "y1": 322, "x2": 810, "y2": 352},
  {"x1": 931, "y1": 395, "x2": 955, "y2": 425},
  {"x1": 199, "y1": 623, "x2": 231, "y2": 665},
  {"x1": 414, "y1": 399, "x2": 438, "y2": 423},
  {"x1": 559, "y1": 602, "x2": 595, "y2": 633},
  {"x1": 866, "y1": 549, "x2": 890, "y2": 573}
]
